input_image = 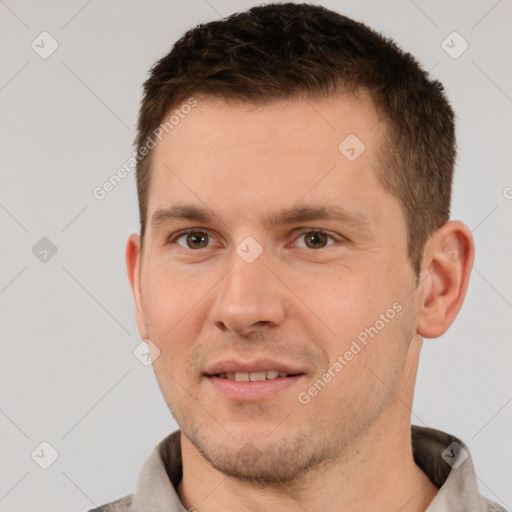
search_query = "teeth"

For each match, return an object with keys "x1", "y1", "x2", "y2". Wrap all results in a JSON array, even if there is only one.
[{"x1": 219, "y1": 370, "x2": 290, "y2": 381}]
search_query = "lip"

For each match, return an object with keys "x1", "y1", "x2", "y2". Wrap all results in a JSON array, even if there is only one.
[
  {"x1": 204, "y1": 358, "x2": 305, "y2": 376},
  {"x1": 206, "y1": 374, "x2": 305, "y2": 401}
]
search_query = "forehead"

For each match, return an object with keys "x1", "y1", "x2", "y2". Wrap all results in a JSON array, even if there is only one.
[
  {"x1": 154, "y1": 93, "x2": 381, "y2": 163},
  {"x1": 146, "y1": 94, "x2": 399, "y2": 231}
]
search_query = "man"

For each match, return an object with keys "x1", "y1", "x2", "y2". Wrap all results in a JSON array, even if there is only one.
[{"x1": 92, "y1": 3, "x2": 506, "y2": 511}]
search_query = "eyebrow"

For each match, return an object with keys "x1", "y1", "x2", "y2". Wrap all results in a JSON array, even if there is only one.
[
  {"x1": 151, "y1": 204, "x2": 372, "y2": 232},
  {"x1": 265, "y1": 205, "x2": 372, "y2": 231},
  {"x1": 152, "y1": 205, "x2": 211, "y2": 228}
]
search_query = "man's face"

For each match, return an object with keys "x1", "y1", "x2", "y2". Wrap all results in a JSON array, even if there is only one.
[{"x1": 131, "y1": 95, "x2": 421, "y2": 482}]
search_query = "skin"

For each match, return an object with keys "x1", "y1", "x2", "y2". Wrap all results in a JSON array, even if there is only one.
[{"x1": 126, "y1": 94, "x2": 474, "y2": 512}]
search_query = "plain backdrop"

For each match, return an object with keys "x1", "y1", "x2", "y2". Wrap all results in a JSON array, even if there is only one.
[{"x1": 0, "y1": 1, "x2": 511, "y2": 510}]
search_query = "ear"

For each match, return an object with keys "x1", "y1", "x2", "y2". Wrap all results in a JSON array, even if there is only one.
[
  {"x1": 126, "y1": 233, "x2": 148, "y2": 340},
  {"x1": 416, "y1": 221, "x2": 475, "y2": 339}
]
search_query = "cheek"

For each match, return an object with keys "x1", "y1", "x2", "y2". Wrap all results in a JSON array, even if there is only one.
[
  {"x1": 313, "y1": 272, "x2": 386, "y2": 334},
  {"x1": 311, "y1": 265, "x2": 412, "y2": 361},
  {"x1": 140, "y1": 261, "x2": 214, "y2": 363},
  {"x1": 142, "y1": 256, "x2": 214, "y2": 320},
  {"x1": 312, "y1": 290, "x2": 414, "y2": 416}
]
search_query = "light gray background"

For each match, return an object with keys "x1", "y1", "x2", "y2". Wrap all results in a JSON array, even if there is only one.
[{"x1": 1, "y1": 1, "x2": 511, "y2": 510}]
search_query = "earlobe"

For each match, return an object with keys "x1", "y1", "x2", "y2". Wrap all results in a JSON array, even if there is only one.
[
  {"x1": 126, "y1": 233, "x2": 148, "y2": 340},
  {"x1": 416, "y1": 221, "x2": 474, "y2": 339}
]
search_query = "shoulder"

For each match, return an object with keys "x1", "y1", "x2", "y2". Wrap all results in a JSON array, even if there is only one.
[{"x1": 87, "y1": 493, "x2": 134, "y2": 512}]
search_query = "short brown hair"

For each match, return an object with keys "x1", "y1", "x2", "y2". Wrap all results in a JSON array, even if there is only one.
[{"x1": 135, "y1": 2, "x2": 455, "y2": 275}]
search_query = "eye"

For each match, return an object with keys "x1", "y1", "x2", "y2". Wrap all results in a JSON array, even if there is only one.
[
  {"x1": 293, "y1": 230, "x2": 337, "y2": 249},
  {"x1": 173, "y1": 230, "x2": 212, "y2": 249}
]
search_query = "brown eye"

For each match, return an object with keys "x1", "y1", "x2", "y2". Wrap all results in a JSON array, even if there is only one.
[
  {"x1": 184, "y1": 231, "x2": 210, "y2": 249},
  {"x1": 303, "y1": 230, "x2": 330, "y2": 249}
]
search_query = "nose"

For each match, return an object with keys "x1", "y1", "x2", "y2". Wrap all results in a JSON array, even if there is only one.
[{"x1": 208, "y1": 250, "x2": 287, "y2": 337}]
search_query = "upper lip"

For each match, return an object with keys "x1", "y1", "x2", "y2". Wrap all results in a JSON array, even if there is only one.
[{"x1": 205, "y1": 358, "x2": 306, "y2": 376}]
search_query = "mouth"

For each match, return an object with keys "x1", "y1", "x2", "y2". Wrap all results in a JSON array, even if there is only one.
[
  {"x1": 205, "y1": 361, "x2": 305, "y2": 402},
  {"x1": 211, "y1": 370, "x2": 302, "y2": 382}
]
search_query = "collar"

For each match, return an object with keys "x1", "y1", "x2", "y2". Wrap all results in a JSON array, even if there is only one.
[{"x1": 129, "y1": 426, "x2": 503, "y2": 512}]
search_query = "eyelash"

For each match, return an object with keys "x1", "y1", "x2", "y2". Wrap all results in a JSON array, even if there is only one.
[{"x1": 168, "y1": 229, "x2": 342, "y2": 250}]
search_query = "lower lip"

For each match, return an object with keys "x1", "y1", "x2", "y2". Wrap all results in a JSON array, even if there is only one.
[{"x1": 206, "y1": 375, "x2": 304, "y2": 401}]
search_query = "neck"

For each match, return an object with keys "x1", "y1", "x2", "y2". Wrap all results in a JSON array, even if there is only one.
[{"x1": 178, "y1": 337, "x2": 438, "y2": 512}]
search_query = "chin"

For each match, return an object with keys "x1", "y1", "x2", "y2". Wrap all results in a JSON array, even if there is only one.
[{"x1": 185, "y1": 425, "x2": 332, "y2": 485}]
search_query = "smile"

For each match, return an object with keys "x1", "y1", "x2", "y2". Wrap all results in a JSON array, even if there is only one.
[
  {"x1": 207, "y1": 373, "x2": 305, "y2": 401},
  {"x1": 213, "y1": 371, "x2": 297, "y2": 381}
]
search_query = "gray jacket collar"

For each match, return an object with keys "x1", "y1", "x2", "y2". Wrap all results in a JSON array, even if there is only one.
[{"x1": 91, "y1": 426, "x2": 507, "y2": 511}]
